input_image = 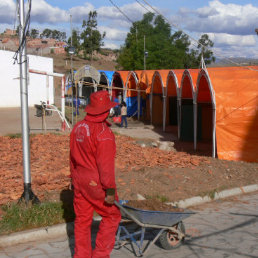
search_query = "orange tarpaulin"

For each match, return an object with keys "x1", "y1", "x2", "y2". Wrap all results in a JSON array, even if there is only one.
[
  {"x1": 181, "y1": 69, "x2": 199, "y2": 99},
  {"x1": 167, "y1": 70, "x2": 184, "y2": 96},
  {"x1": 199, "y1": 66, "x2": 258, "y2": 162},
  {"x1": 137, "y1": 70, "x2": 156, "y2": 94}
]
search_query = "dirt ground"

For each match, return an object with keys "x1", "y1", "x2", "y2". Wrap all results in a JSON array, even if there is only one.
[{"x1": 0, "y1": 129, "x2": 257, "y2": 207}]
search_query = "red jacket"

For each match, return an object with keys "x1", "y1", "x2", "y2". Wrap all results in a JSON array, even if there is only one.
[{"x1": 70, "y1": 112, "x2": 116, "y2": 193}]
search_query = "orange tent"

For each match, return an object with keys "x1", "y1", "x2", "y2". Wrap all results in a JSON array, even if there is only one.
[
  {"x1": 166, "y1": 69, "x2": 185, "y2": 137},
  {"x1": 137, "y1": 70, "x2": 156, "y2": 121},
  {"x1": 151, "y1": 70, "x2": 170, "y2": 125},
  {"x1": 112, "y1": 71, "x2": 128, "y2": 99},
  {"x1": 196, "y1": 66, "x2": 258, "y2": 162},
  {"x1": 180, "y1": 69, "x2": 199, "y2": 142}
]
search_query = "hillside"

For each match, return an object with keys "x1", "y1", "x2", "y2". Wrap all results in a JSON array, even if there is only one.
[{"x1": 45, "y1": 50, "x2": 118, "y2": 75}]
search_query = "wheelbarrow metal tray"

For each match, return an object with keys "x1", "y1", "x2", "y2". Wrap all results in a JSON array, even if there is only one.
[{"x1": 121, "y1": 204, "x2": 195, "y2": 227}]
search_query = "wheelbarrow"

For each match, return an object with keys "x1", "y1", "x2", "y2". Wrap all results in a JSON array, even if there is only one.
[{"x1": 114, "y1": 200, "x2": 195, "y2": 257}]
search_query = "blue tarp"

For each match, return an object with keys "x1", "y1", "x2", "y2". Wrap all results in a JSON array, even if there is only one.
[
  {"x1": 126, "y1": 96, "x2": 138, "y2": 117},
  {"x1": 99, "y1": 70, "x2": 114, "y2": 86}
]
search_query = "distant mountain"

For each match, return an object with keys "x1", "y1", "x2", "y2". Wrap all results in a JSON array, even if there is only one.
[{"x1": 208, "y1": 57, "x2": 258, "y2": 67}]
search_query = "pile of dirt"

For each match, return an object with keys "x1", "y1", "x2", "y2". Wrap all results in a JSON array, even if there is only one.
[
  {"x1": 0, "y1": 133, "x2": 257, "y2": 206},
  {"x1": 126, "y1": 200, "x2": 184, "y2": 212}
]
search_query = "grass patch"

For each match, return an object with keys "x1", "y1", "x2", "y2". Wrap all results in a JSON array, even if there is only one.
[
  {"x1": 5, "y1": 133, "x2": 22, "y2": 138},
  {"x1": 145, "y1": 194, "x2": 169, "y2": 203},
  {"x1": 0, "y1": 190, "x2": 75, "y2": 235},
  {"x1": 199, "y1": 185, "x2": 228, "y2": 200}
]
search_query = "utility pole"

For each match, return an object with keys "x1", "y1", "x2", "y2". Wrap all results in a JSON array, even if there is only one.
[
  {"x1": 18, "y1": 0, "x2": 39, "y2": 204},
  {"x1": 143, "y1": 35, "x2": 148, "y2": 70},
  {"x1": 144, "y1": 35, "x2": 146, "y2": 70},
  {"x1": 70, "y1": 14, "x2": 74, "y2": 125}
]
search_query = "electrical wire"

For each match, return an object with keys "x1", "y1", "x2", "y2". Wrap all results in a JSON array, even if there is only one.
[
  {"x1": 108, "y1": 0, "x2": 134, "y2": 24},
  {"x1": 13, "y1": 0, "x2": 32, "y2": 64},
  {"x1": 135, "y1": 0, "x2": 152, "y2": 13},
  {"x1": 141, "y1": 0, "x2": 258, "y2": 71}
]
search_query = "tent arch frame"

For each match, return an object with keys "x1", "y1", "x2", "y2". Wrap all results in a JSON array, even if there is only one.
[
  {"x1": 150, "y1": 71, "x2": 166, "y2": 125},
  {"x1": 164, "y1": 70, "x2": 181, "y2": 136},
  {"x1": 195, "y1": 69, "x2": 216, "y2": 158}
]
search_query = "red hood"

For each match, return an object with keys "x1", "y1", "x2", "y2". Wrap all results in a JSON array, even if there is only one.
[{"x1": 85, "y1": 111, "x2": 111, "y2": 126}]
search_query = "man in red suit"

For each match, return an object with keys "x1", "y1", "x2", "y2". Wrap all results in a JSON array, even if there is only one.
[{"x1": 70, "y1": 90, "x2": 121, "y2": 258}]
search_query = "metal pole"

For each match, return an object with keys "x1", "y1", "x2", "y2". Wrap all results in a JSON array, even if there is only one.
[
  {"x1": 144, "y1": 35, "x2": 145, "y2": 70},
  {"x1": 46, "y1": 75, "x2": 49, "y2": 104},
  {"x1": 212, "y1": 108, "x2": 216, "y2": 158},
  {"x1": 18, "y1": 0, "x2": 39, "y2": 204},
  {"x1": 162, "y1": 95, "x2": 166, "y2": 132},
  {"x1": 193, "y1": 102, "x2": 197, "y2": 151},
  {"x1": 70, "y1": 14, "x2": 74, "y2": 126}
]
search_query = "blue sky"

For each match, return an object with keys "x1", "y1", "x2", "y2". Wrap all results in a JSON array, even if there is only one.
[{"x1": 0, "y1": 0, "x2": 258, "y2": 59}]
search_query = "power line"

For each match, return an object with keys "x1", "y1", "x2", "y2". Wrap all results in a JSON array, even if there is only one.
[
  {"x1": 108, "y1": 0, "x2": 138, "y2": 43},
  {"x1": 13, "y1": 0, "x2": 32, "y2": 64},
  {"x1": 142, "y1": 0, "x2": 258, "y2": 71},
  {"x1": 135, "y1": 0, "x2": 152, "y2": 13},
  {"x1": 108, "y1": 0, "x2": 134, "y2": 24}
]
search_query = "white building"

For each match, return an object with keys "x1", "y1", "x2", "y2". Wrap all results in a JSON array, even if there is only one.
[{"x1": 0, "y1": 50, "x2": 54, "y2": 107}]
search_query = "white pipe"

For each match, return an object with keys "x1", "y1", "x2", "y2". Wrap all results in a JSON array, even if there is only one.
[
  {"x1": 150, "y1": 91, "x2": 153, "y2": 124},
  {"x1": 46, "y1": 75, "x2": 49, "y2": 104},
  {"x1": 193, "y1": 101, "x2": 197, "y2": 151},
  {"x1": 137, "y1": 90, "x2": 141, "y2": 120},
  {"x1": 29, "y1": 69, "x2": 64, "y2": 78},
  {"x1": 212, "y1": 108, "x2": 216, "y2": 158},
  {"x1": 61, "y1": 76, "x2": 65, "y2": 119},
  {"x1": 177, "y1": 98, "x2": 180, "y2": 139},
  {"x1": 163, "y1": 95, "x2": 166, "y2": 132}
]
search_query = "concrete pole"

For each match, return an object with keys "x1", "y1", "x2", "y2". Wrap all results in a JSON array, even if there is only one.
[
  {"x1": 144, "y1": 35, "x2": 146, "y2": 71},
  {"x1": 162, "y1": 95, "x2": 166, "y2": 132},
  {"x1": 18, "y1": 0, "x2": 39, "y2": 204},
  {"x1": 193, "y1": 101, "x2": 197, "y2": 151},
  {"x1": 70, "y1": 14, "x2": 74, "y2": 126},
  {"x1": 212, "y1": 108, "x2": 216, "y2": 158},
  {"x1": 46, "y1": 75, "x2": 49, "y2": 104}
]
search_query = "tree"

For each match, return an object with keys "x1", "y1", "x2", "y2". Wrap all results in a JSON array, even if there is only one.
[
  {"x1": 117, "y1": 13, "x2": 192, "y2": 70},
  {"x1": 117, "y1": 12, "x2": 215, "y2": 70},
  {"x1": 40, "y1": 29, "x2": 66, "y2": 41},
  {"x1": 197, "y1": 34, "x2": 215, "y2": 65},
  {"x1": 80, "y1": 11, "x2": 105, "y2": 60},
  {"x1": 68, "y1": 29, "x2": 81, "y2": 55},
  {"x1": 30, "y1": 29, "x2": 39, "y2": 39}
]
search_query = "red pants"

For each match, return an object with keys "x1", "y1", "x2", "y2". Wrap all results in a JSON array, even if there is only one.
[{"x1": 73, "y1": 178, "x2": 121, "y2": 258}]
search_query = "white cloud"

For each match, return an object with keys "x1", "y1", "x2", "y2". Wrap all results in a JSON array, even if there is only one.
[
  {"x1": 208, "y1": 33, "x2": 256, "y2": 47},
  {"x1": 178, "y1": 0, "x2": 258, "y2": 35},
  {"x1": 0, "y1": 0, "x2": 16, "y2": 24},
  {"x1": 98, "y1": 2, "x2": 146, "y2": 26},
  {"x1": 31, "y1": 0, "x2": 68, "y2": 24},
  {"x1": 99, "y1": 26, "x2": 127, "y2": 41},
  {"x1": 103, "y1": 42, "x2": 120, "y2": 50},
  {"x1": 69, "y1": 3, "x2": 94, "y2": 23}
]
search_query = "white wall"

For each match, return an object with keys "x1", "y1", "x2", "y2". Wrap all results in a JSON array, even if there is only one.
[{"x1": 0, "y1": 50, "x2": 54, "y2": 107}]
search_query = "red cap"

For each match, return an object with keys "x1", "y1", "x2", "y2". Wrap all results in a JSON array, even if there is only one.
[{"x1": 85, "y1": 90, "x2": 118, "y2": 115}]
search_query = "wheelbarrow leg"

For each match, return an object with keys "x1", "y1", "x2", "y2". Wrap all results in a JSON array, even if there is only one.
[{"x1": 141, "y1": 228, "x2": 166, "y2": 257}]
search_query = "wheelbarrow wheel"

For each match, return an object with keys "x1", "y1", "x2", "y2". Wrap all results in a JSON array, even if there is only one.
[{"x1": 159, "y1": 221, "x2": 185, "y2": 250}]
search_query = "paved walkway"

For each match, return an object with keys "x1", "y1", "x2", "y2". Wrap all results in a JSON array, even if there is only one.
[
  {"x1": 0, "y1": 107, "x2": 65, "y2": 136},
  {"x1": 0, "y1": 192, "x2": 257, "y2": 258}
]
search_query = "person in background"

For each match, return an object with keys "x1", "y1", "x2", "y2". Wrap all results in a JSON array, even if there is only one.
[
  {"x1": 73, "y1": 97, "x2": 80, "y2": 116},
  {"x1": 70, "y1": 90, "x2": 121, "y2": 258},
  {"x1": 120, "y1": 101, "x2": 127, "y2": 128},
  {"x1": 118, "y1": 91, "x2": 122, "y2": 104}
]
